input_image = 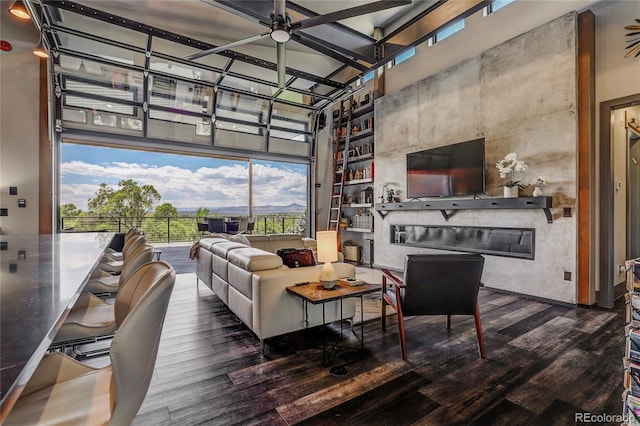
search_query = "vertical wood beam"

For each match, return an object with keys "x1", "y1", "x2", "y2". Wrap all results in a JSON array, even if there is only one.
[
  {"x1": 373, "y1": 27, "x2": 385, "y2": 98},
  {"x1": 39, "y1": 60, "x2": 52, "y2": 234},
  {"x1": 577, "y1": 11, "x2": 595, "y2": 305}
]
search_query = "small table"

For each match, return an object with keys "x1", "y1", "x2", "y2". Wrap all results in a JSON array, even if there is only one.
[{"x1": 286, "y1": 280, "x2": 379, "y2": 374}]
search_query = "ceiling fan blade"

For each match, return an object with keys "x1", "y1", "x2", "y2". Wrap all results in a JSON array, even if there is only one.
[
  {"x1": 292, "y1": 0, "x2": 411, "y2": 30},
  {"x1": 277, "y1": 42, "x2": 286, "y2": 88},
  {"x1": 625, "y1": 43, "x2": 640, "y2": 58},
  {"x1": 185, "y1": 31, "x2": 271, "y2": 60}
]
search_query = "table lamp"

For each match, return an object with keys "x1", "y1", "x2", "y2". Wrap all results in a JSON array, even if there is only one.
[{"x1": 316, "y1": 230, "x2": 339, "y2": 289}]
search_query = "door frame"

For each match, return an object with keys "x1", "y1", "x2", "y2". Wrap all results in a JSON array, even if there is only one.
[{"x1": 598, "y1": 93, "x2": 640, "y2": 308}]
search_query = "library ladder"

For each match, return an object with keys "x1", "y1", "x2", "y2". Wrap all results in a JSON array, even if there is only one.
[{"x1": 328, "y1": 98, "x2": 352, "y2": 237}]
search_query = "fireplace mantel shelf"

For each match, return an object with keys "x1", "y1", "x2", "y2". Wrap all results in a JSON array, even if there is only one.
[{"x1": 375, "y1": 196, "x2": 553, "y2": 223}]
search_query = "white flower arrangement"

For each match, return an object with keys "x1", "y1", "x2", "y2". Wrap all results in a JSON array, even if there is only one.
[
  {"x1": 496, "y1": 152, "x2": 528, "y2": 189},
  {"x1": 531, "y1": 176, "x2": 549, "y2": 187}
]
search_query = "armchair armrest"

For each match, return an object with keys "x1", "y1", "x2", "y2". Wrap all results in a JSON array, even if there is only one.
[{"x1": 381, "y1": 268, "x2": 405, "y2": 288}]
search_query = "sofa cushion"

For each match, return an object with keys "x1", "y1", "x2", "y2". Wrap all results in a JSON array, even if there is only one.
[
  {"x1": 276, "y1": 248, "x2": 316, "y2": 268},
  {"x1": 228, "y1": 247, "x2": 283, "y2": 272},
  {"x1": 246, "y1": 235, "x2": 269, "y2": 244},
  {"x1": 229, "y1": 233, "x2": 251, "y2": 246},
  {"x1": 211, "y1": 241, "x2": 247, "y2": 258},
  {"x1": 199, "y1": 237, "x2": 228, "y2": 251},
  {"x1": 301, "y1": 238, "x2": 317, "y2": 251}
]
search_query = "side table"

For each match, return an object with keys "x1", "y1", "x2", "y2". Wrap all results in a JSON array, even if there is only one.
[{"x1": 286, "y1": 280, "x2": 379, "y2": 375}]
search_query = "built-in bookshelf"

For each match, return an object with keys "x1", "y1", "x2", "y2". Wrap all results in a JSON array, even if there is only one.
[{"x1": 330, "y1": 90, "x2": 375, "y2": 263}]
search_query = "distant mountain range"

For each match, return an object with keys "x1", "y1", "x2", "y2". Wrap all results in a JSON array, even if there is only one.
[{"x1": 177, "y1": 203, "x2": 306, "y2": 215}]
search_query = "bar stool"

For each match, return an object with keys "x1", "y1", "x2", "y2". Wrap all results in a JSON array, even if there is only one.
[{"x1": 4, "y1": 261, "x2": 176, "y2": 426}]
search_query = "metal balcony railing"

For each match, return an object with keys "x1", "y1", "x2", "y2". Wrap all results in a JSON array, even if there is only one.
[{"x1": 59, "y1": 215, "x2": 307, "y2": 243}]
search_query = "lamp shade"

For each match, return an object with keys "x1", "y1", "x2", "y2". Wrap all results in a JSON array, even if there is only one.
[
  {"x1": 316, "y1": 231, "x2": 338, "y2": 263},
  {"x1": 33, "y1": 38, "x2": 48, "y2": 58},
  {"x1": 9, "y1": 0, "x2": 30, "y2": 20}
]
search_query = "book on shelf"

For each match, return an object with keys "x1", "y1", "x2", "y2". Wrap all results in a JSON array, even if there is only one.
[
  {"x1": 627, "y1": 293, "x2": 640, "y2": 327},
  {"x1": 623, "y1": 391, "x2": 640, "y2": 424},
  {"x1": 627, "y1": 325, "x2": 640, "y2": 363},
  {"x1": 625, "y1": 358, "x2": 640, "y2": 397},
  {"x1": 627, "y1": 259, "x2": 640, "y2": 292}
]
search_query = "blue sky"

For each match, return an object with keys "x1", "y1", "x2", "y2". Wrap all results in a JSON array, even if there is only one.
[{"x1": 60, "y1": 144, "x2": 308, "y2": 210}]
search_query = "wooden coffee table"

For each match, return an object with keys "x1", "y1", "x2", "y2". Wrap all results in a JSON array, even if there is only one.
[{"x1": 286, "y1": 280, "x2": 379, "y2": 374}]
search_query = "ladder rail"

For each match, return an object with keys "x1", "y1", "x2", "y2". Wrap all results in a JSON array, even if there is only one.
[{"x1": 327, "y1": 98, "x2": 353, "y2": 239}]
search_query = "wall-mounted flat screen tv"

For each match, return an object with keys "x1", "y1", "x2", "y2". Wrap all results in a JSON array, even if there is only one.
[{"x1": 406, "y1": 138, "x2": 485, "y2": 198}]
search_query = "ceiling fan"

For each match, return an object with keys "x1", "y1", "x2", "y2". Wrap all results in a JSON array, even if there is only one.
[{"x1": 185, "y1": 0, "x2": 410, "y2": 88}]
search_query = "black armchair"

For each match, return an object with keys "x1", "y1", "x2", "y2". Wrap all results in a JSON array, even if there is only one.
[{"x1": 381, "y1": 253, "x2": 486, "y2": 360}]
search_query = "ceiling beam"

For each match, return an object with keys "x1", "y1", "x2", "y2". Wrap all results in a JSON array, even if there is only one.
[
  {"x1": 291, "y1": 34, "x2": 371, "y2": 73},
  {"x1": 376, "y1": 0, "x2": 488, "y2": 63}
]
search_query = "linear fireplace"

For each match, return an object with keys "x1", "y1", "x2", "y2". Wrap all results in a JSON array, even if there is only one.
[{"x1": 391, "y1": 225, "x2": 535, "y2": 260}]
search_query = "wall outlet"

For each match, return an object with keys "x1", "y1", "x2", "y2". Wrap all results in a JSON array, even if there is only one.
[
  {"x1": 0, "y1": 208, "x2": 7, "y2": 216},
  {"x1": 9, "y1": 186, "x2": 17, "y2": 195},
  {"x1": 563, "y1": 271, "x2": 572, "y2": 281},
  {"x1": 563, "y1": 208, "x2": 572, "y2": 217}
]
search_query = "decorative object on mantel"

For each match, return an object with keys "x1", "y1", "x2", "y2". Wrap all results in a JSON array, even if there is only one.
[
  {"x1": 625, "y1": 19, "x2": 640, "y2": 58},
  {"x1": 496, "y1": 152, "x2": 528, "y2": 198},
  {"x1": 531, "y1": 175, "x2": 549, "y2": 197},
  {"x1": 504, "y1": 186, "x2": 519, "y2": 198},
  {"x1": 385, "y1": 187, "x2": 395, "y2": 203}
]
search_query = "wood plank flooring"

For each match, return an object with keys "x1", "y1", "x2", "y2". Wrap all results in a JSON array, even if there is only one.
[{"x1": 133, "y1": 272, "x2": 624, "y2": 425}]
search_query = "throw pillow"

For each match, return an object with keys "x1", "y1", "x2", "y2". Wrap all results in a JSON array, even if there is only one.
[
  {"x1": 229, "y1": 233, "x2": 251, "y2": 246},
  {"x1": 276, "y1": 248, "x2": 316, "y2": 268}
]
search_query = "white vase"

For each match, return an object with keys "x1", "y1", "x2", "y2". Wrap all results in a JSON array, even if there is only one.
[
  {"x1": 504, "y1": 186, "x2": 519, "y2": 198},
  {"x1": 532, "y1": 186, "x2": 542, "y2": 197}
]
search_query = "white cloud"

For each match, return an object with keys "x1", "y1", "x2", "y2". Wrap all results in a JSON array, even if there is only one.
[{"x1": 61, "y1": 159, "x2": 307, "y2": 210}]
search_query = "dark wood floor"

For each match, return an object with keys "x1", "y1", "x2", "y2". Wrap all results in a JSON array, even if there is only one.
[{"x1": 132, "y1": 270, "x2": 624, "y2": 426}]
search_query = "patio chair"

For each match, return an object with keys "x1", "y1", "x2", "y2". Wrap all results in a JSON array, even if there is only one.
[
  {"x1": 197, "y1": 220, "x2": 209, "y2": 235},
  {"x1": 238, "y1": 217, "x2": 249, "y2": 233},
  {"x1": 207, "y1": 218, "x2": 225, "y2": 233}
]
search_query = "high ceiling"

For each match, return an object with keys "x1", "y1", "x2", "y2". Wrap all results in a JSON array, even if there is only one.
[{"x1": 36, "y1": 0, "x2": 487, "y2": 108}]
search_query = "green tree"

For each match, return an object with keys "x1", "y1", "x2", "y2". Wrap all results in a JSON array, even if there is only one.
[
  {"x1": 195, "y1": 207, "x2": 210, "y2": 218},
  {"x1": 59, "y1": 203, "x2": 83, "y2": 230},
  {"x1": 87, "y1": 179, "x2": 161, "y2": 227},
  {"x1": 60, "y1": 203, "x2": 82, "y2": 217},
  {"x1": 154, "y1": 202, "x2": 178, "y2": 217}
]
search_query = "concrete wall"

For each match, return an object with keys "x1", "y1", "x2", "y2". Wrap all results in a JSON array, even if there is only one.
[
  {"x1": 385, "y1": 0, "x2": 601, "y2": 95},
  {"x1": 374, "y1": 13, "x2": 579, "y2": 303},
  {"x1": 0, "y1": 8, "x2": 42, "y2": 235}
]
